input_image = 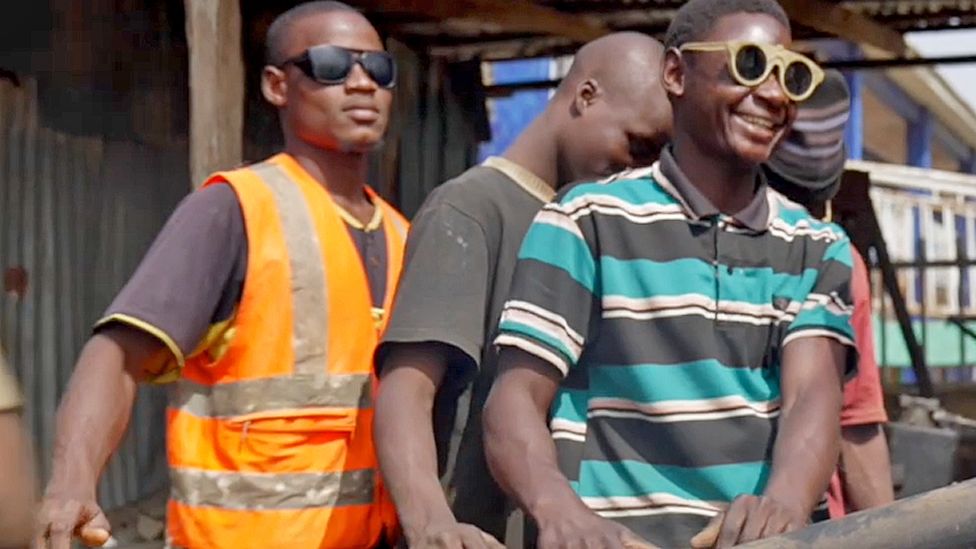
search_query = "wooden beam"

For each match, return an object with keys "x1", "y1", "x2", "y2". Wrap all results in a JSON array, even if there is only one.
[
  {"x1": 779, "y1": 0, "x2": 908, "y2": 57},
  {"x1": 358, "y1": 0, "x2": 608, "y2": 43},
  {"x1": 429, "y1": 36, "x2": 579, "y2": 62},
  {"x1": 185, "y1": 0, "x2": 244, "y2": 187}
]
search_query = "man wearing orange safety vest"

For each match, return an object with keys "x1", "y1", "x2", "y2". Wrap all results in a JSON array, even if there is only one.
[{"x1": 35, "y1": 2, "x2": 404, "y2": 548}]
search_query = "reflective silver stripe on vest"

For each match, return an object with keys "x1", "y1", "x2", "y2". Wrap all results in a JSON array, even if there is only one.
[
  {"x1": 252, "y1": 162, "x2": 328, "y2": 376},
  {"x1": 169, "y1": 374, "x2": 371, "y2": 418},
  {"x1": 171, "y1": 163, "x2": 377, "y2": 419},
  {"x1": 171, "y1": 467, "x2": 375, "y2": 510}
]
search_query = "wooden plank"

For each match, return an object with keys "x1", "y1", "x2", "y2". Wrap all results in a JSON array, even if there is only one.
[
  {"x1": 184, "y1": 0, "x2": 244, "y2": 187},
  {"x1": 779, "y1": 0, "x2": 907, "y2": 57},
  {"x1": 359, "y1": 0, "x2": 608, "y2": 43}
]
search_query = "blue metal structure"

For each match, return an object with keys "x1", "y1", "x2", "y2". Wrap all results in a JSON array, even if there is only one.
[
  {"x1": 479, "y1": 58, "x2": 553, "y2": 161},
  {"x1": 844, "y1": 71, "x2": 865, "y2": 160},
  {"x1": 909, "y1": 109, "x2": 935, "y2": 168}
]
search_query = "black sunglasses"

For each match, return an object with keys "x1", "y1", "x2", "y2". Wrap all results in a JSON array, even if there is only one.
[{"x1": 280, "y1": 44, "x2": 397, "y2": 89}]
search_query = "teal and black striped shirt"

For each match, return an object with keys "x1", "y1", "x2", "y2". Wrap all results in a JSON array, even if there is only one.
[{"x1": 495, "y1": 148, "x2": 856, "y2": 547}]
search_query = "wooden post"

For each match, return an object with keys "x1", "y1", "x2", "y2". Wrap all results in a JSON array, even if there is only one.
[{"x1": 184, "y1": 0, "x2": 244, "y2": 187}]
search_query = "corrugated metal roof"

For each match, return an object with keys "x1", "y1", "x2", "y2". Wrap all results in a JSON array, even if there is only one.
[
  {"x1": 369, "y1": 0, "x2": 976, "y2": 60},
  {"x1": 846, "y1": 1, "x2": 976, "y2": 32}
]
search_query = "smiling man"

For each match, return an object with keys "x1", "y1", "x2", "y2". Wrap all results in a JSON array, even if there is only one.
[
  {"x1": 35, "y1": 3, "x2": 404, "y2": 548},
  {"x1": 483, "y1": 1, "x2": 856, "y2": 548}
]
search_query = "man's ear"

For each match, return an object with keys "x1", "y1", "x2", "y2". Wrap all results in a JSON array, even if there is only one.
[
  {"x1": 262, "y1": 65, "x2": 288, "y2": 108},
  {"x1": 662, "y1": 48, "x2": 686, "y2": 98},
  {"x1": 573, "y1": 78, "x2": 602, "y2": 115}
]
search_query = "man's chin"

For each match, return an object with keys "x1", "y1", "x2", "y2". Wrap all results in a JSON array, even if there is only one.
[
  {"x1": 730, "y1": 139, "x2": 777, "y2": 167},
  {"x1": 338, "y1": 135, "x2": 385, "y2": 154}
]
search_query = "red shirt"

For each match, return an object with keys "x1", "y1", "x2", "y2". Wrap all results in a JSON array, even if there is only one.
[{"x1": 827, "y1": 249, "x2": 889, "y2": 518}]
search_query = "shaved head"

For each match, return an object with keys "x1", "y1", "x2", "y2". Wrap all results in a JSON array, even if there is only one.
[
  {"x1": 266, "y1": 1, "x2": 371, "y2": 65},
  {"x1": 557, "y1": 32, "x2": 665, "y2": 102},
  {"x1": 547, "y1": 32, "x2": 672, "y2": 183}
]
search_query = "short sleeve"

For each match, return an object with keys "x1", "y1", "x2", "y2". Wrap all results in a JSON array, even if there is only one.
[
  {"x1": 377, "y1": 189, "x2": 490, "y2": 383},
  {"x1": 840, "y1": 250, "x2": 888, "y2": 426},
  {"x1": 494, "y1": 201, "x2": 598, "y2": 378},
  {"x1": 94, "y1": 184, "x2": 246, "y2": 379},
  {"x1": 0, "y1": 352, "x2": 21, "y2": 411},
  {"x1": 782, "y1": 231, "x2": 858, "y2": 375}
]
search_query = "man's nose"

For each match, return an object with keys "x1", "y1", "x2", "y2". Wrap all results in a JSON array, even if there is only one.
[{"x1": 345, "y1": 62, "x2": 378, "y2": 92}]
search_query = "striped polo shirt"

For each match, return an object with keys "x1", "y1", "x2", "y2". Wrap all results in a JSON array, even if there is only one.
[{"x1": 495, "y1": 148, "x2": 856, "y2": 547}]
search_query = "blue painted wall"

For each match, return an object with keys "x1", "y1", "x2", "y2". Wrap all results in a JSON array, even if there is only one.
[{"x1": 478, "y1": 58, "x2": 554, "y2": 161}]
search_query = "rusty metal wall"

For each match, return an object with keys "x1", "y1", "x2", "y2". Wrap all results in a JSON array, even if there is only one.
[{"x1": 0, "y1": 76, "x2": 186, "y2": 509}]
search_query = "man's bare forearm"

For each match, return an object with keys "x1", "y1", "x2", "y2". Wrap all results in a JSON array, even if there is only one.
[
  {"x1": 762, "y1": 389, "x2": 841, "y2": 513},
  {"x1": 840, "y1": 424, "x2": 894, "y2": 511},
  {"x1": 46, "y1": 328, "x2": 158, "y2": 494},
  {"x1": 374, "y1": 347, "x2": 456, "y2": 543},
  {"x1": 763, "y1": 339, "x2": 845, "y2": 514},
  {"x1": 483, "y1": 351, "x2": 589, "y2": 523}
]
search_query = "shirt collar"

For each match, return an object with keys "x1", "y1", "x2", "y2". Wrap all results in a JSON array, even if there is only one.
[
  {"x1": 482, "y1": 156, "x2": 555, "y2": 203},
  {"x1": 657, "y1": 146, "x2": 771, "y2": 232}
]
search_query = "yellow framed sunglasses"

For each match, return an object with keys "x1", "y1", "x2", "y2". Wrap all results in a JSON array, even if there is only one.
[{"x1": 679, "y1": 41, "x2": 825, "y2": 102}]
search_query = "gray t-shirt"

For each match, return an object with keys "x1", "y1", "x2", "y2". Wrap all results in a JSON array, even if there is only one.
[{"x1": 376, "y1": 159, "x2": 551, "y2": 539}]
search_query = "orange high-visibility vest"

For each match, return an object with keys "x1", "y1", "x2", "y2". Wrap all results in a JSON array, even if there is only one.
[{"x1": 165, "y1": 153, "x2": 406, "y2": 549}]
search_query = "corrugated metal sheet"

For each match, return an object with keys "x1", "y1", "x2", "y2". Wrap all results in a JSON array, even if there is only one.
[
  {"x1": 379, "y1": 0, "x2": 976, "y2": 60},
  {"x1": 0, "y1": 76, "x2": 185, "y2": 509}
]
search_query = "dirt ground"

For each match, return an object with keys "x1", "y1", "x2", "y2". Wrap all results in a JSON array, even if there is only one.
[{"x1": 98, "y1": 489, "x2": 166, "y2": 549}]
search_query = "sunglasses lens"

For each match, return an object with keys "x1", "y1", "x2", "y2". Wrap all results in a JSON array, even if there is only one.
[
  {"x1": 361, "y1": 52, "x2": 396, "y2": 88},
  {"x1": 734, "y1": 44, "x2": 767, "y2": 82},
  {"x1": 307, "y1": 45, "x2": 354, "y2": 83},
  {"x1": 784, "y1": 61, "x2": 814, "y2": 98}
]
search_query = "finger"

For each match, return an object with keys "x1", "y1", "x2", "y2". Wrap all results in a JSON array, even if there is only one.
[
  {"x1": 33, "y1": 524, "x2": 52, "y2": 549},
  {"x1": 77, "y1": 507, "x2": 111, "y2": 548},
  {"x1": 421, "y1": 533, "x2": 461, "y2": 549},
  {"x1": 620, "y1": 530, "x2": 659, "y2": 549},
  {"x1": 737, "y1": 508, "x2": 770, "y2": 544},
  {"x1": 619, "y1": 526, "x2": 657, "y2": 549},
  {"x1": 758, "y1": 513, "x2": 792, "y2": 539},
  {"x1": 690, "y1": 514, "x2": 723, "y2": 549},
  {"x1": 84, "y1": 508, "x2": 111, "y2": 532},
  {"x1": 47, "y1": 524, "x2": 73, "y2": 549},
  {"x1": 477, "y1": 530, "x2": 506, "y2": 549},
  {"x1": 716, "y1": 499, "x2": 752, "y2": 549},
  {"x1": 453, "y1": 529, "x2": 485, "y2": 549},
  {"x1": 78, "y1": 526, "x2": 111, "y2": 547}
]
